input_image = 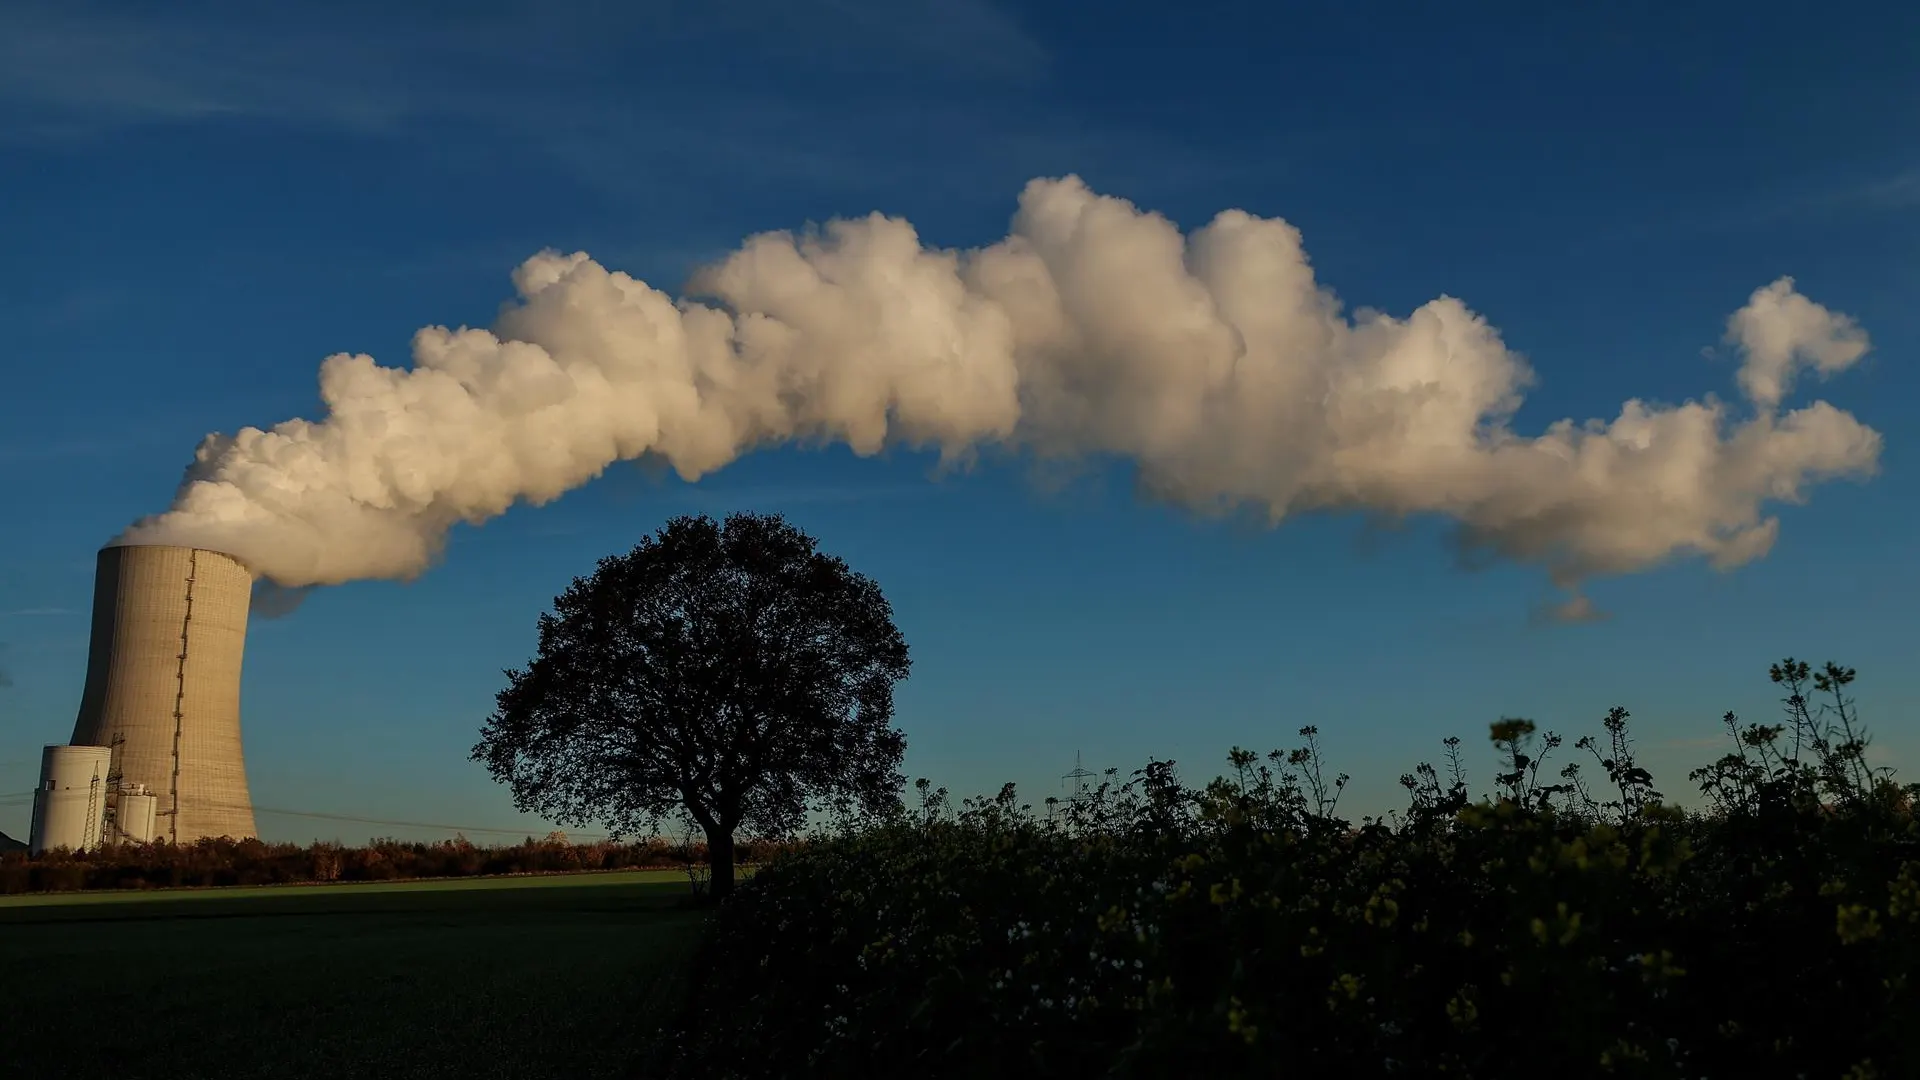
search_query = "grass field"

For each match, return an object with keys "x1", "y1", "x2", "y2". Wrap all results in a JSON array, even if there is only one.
[{"x1": 0, "y1": 871, "x2": 705, "y2": 1079}]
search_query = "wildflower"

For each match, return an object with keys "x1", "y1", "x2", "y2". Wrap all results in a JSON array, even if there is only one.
[
  {"x1": 1836, "y1": 903, "x2": 1883, "y2": 944},
  {"x1": 1887, "y1": 863, "x2": 1920, "y2": 922},
  {"x1": 1446, "y1": 991, "x2": 1479, "y2": 1030},
  {"x1": 1364, "y1": 894, "x2": 1400, "y2": 928},
  {"x1": 1226, "y1": 996, "x2": 1259, "y2": 1044}
]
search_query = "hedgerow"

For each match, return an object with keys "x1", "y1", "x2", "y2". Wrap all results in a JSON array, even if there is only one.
[
  {"x1": 0, "y1": 832, "x2": 792, "y2": 893},
  {"x1": 653, "y1": 659, "x2": 1920, "y2": 1079}
]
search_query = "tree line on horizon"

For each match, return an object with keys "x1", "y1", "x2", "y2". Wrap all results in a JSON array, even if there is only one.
[{"x1": 0, "y1": 832, "x2": 795, "y2": 895}]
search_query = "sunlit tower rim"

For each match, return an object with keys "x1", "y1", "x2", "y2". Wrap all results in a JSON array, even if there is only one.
[{"x1": 69, "y1": 544, "x2": 258, "y2": 843}]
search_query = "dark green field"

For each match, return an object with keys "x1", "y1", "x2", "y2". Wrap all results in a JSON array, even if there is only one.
[{"x1": 0, "y1": 872, "x2": 704, "y2": 1079}]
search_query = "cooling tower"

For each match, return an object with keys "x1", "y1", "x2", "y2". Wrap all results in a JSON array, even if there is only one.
[{"x1": 70, "y1": 545, "x2": 257, "y2": 843}]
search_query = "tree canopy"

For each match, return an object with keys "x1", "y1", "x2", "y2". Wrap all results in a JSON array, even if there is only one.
[{"x1": 472, "y1": 512, "x2": 910, "y2": 896}]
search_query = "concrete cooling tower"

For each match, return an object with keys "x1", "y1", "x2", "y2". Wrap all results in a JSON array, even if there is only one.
[{"x1": 69, "y1": 545, "x2": 258, "y2": 843}]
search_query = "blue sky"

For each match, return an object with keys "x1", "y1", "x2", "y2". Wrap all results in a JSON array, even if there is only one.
[{"x1": 1, "y1": 0, "x2": 1915, "y2": 843}]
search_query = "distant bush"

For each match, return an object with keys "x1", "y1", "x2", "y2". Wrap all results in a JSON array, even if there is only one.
[
  {"x1": 0, "y1": 832, "x2": 795, "y2": 894},
  {"x1": 654, "y1": 659, "x2": 1920, "y2": 1079}
]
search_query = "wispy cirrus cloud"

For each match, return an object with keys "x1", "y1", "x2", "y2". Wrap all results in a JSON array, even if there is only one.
[
  {"x1": 0, "y1": 2, "x2": 1262, "y2": 211},
  {"x1": 1566, "y1": 162, "x2": 1920, "y2": 258},
  {"x1": 0, "y1": 3, "x2": 442, "y2": 134},
  {"x1": 1532, "y1": 594, "x2": 1612, "y2": 626},
  {"x1": 1724, "y1": 165, "x2": 1920, "y2": 227},
  {"x1": 0, "y1": 0, "x2": 1047, "y2": 134},
  {"x1": 1836, "y1": 168, "x2": 1920, "y2": 212},
  {"x1": 648, "y1": 0, "x2": 1050, "y2": 82}
]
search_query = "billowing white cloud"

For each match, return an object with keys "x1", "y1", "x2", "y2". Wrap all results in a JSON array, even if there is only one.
[
  {"x1": 119, "y1": 177, "x2": 1883, "y2": 611},
  {"x1": 1727, "y1": 276, "x2": 1872, "y2": 411}
]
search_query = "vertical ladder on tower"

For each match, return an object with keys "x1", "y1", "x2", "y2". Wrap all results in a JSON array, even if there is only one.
[{"x1": 166, "y1": 551, "x2": 198, "y2": 845}]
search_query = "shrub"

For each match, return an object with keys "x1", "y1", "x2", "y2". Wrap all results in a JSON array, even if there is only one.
[{"x1": 654, "y1": 659, "x2": 1920, "y2": 1079}]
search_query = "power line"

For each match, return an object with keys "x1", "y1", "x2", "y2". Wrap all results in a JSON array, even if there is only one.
[{"x1": 249, "y1": 805, "x2": 612, "y2": 840}]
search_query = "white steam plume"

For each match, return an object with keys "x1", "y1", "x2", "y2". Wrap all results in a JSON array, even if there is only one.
[
  {"x1": 1725, "y1": 276, "x2": 1872, "y2": 411},
  {"x1": 118, "y1": 177, "x2": 1882, "y2": 613}
]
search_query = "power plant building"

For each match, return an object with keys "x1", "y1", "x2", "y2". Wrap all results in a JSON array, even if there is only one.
[
  {"x1": 62, "y1": 544, "x2": 259, "y2": 844},
  {"x1": 115, "y1": 786, "x2": 159, "y2": 844},
  {"x1": 28, "y1": 744, "x2": 114, "y2": 854}
]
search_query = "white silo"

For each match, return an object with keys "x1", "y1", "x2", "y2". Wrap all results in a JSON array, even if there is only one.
[
  {"x1": 69, "y1": 545, "x2": 258, "y2": 844},
  {"x1": 115, "y1": 785, "x2": 159, "y2": 844},
  {"x1": 28, "y1": 744, "x2": 114, "y2": 854}
]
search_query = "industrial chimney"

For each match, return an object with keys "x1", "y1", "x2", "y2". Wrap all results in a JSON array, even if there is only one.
[{"x1": 69, "y1": 545, "x2": 258, "y2": 843}]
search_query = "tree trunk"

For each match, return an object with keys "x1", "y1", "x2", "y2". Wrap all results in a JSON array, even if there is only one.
[{"x1": 705, "y1": 825, "x2": 736, "y2": 899}]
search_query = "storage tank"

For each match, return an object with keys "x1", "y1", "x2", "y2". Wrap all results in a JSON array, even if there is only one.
[
  {"x1": 69, "y1": 545, "x2": 257, "y2": 843},
  {"x1": 115, "y1": 786, "x2": 159, "y2": 844},
  {"x1": 28, "y1": 744, "x2": 114, "y2": 854}
]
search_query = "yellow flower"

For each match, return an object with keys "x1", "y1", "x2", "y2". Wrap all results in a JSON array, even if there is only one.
[
  {"x1": 1208, "y1": 878, "x2": 1244, "y2": 905},
  {"x1": 1364, "y1": 894, "x2": 1400, "y2": 928},
  {"x1": 1836, "y1": 903, "x2": 1883, "y2": 944},
  {"x1": 1226, "y1": 996, "x2": 1259, "y2": 1044},
  {"x1": 1887, "y1": 863, "x2": 1920, "y2": 923}
]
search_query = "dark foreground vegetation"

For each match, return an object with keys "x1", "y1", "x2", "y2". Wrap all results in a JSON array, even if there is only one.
[
  {"x1": 0, "y1": 873, "x2": 699, "y2": 1080},
  {"x1": 0, "y1": 832, "x2": 791, "y2": 894},
  {"x1": 654, "y1": 660, "x2": 1920, "y2": 1079}
]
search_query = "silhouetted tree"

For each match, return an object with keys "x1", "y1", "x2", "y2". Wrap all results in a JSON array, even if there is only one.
[{"x1": 472, "y1": 512, "x2": 910, "y2": 897}]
